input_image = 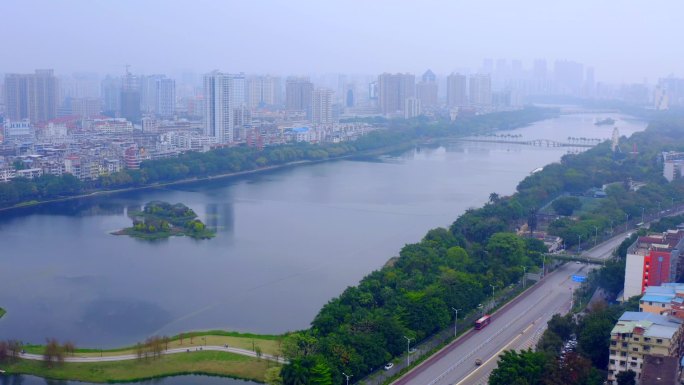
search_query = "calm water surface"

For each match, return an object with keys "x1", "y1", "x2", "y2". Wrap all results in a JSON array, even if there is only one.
[{"x1": 0, "y1": 113, "x2": 646, "y2": 348}]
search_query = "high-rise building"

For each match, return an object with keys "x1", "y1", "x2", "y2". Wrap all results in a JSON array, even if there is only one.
[
  {"x1": 156, "y1": 78, "x2": 176, "y2": 117},
  {"x1": 101, "y1": 76, "x2": 121, "y2": 116},
  {"x1": 311, "y1": 88, "x2": 334, "y2": 125},
  {"x1": 554, "y1": 60, "x2": 584, "y2": 95},
  {"x1": 377, "y1": 73, "x2": 415, "y2": 115},
  {"x1": 204, "y1": 71, "x2": 245, "y2": 143},
  {"x1": 72, "y1": 97, "x2": 101, "y2": 118},
  {"x1": 4, "y1": 69, "x2": 58, "y2": 123},
  {"x1": 120, "y1": 72, "x2": 141, "y2": 123},
  {"x1": 446, "y1": 73, "x2": 467, "y2": 108},
  {"x1": 285, "y1": 77, "x2": 313, "y2": 112},
  {"x1": 248, "y1": 76, "x2": 282, "y2": 108},
  {"x1": 416, "y1": 69, "x2": 438, "y2": 108},
  {"x1": 404, "y1": 97, "x2": 421, "y2": 119},
  {"x1": 469, "y1": 74, "x2": 492, "y2": 107},
  {"x1": 623, "y1": 230, "x2": 684, "y2": 301}
]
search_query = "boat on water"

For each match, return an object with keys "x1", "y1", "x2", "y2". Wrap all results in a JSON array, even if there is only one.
[{"x1": 595, "y1": 117, "x2": 616, "y2": 126}]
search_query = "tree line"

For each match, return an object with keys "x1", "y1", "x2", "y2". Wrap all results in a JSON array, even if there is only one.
[
  {"x1": 275, "y1": 112, "x2": 684, "y2": 385},
  {"x1": 0, "y1": 108, "x2": 555, "y2": 209}
]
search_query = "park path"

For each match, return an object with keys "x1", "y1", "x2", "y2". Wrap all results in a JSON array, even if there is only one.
[{"x1": 18, "y1": 345, "x2": 287, "y2": 364}]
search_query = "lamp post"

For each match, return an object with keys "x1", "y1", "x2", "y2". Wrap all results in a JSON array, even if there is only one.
[
  {"x1": 404, "y1": 336, "x2": 414, "y2": 367},
  {"x1": 625, "y1": 213, "x2": 629, "y2": 232},
  {"x1": 593, "y1": 225, "x2": 598, "y2": 246},
  {"x1": 641, "y1": 207, "x2": 645, "y2": 224},
  {"x1": 451, "y1": 308, "x2": 460, "y2": 337},
  {"x1": 610, "y1": 219, "x2": 614, "y2": 234},
  {"x1": 542, "y1": 254, "x2": 546, "y2": 278},
  {"x1": 577, "y1": 234, "x2": 582, "y2": 254},
  {"x1": 522, "y1": 266, "x2": 527, "y2": 288},
  {"x1": 342, "y1": 372, "x2": 352, "y2": 385},
  {"x1": 490, "y1": 284, "x2": 496, "y2": 297}
]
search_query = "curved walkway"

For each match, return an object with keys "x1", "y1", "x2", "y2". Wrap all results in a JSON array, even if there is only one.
[{"x1": 19, "y1": 345, "x2": 287, "y2": 364}]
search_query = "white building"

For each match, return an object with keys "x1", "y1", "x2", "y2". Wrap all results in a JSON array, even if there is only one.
[
  {"x1": 204, "y1": 71, "x2": 246, "y2": 144},
  {"x1": 312, "y1": 88, "x2": 334, "y2": 125},
  {"x1": 156, "y1": 78, "x2": 176, "y2": 117},
  {"x1": 469, "y1": 74, "x2": 492, "y2": 108},
  {"x1": 404, "y1": 97, "x2": 421, "y2": 119},
  {"x1": 663, "y1": 152, "x2": 684, "y2": 182}
]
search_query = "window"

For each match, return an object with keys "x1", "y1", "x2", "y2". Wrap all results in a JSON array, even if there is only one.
[
  {"x1": 620, "y1": 361, "x2": 626, "y2": 366},
  {"x1": 621, "y1": 352, "x2": 627, "y2": 357},
  {"x1": 649, "y1": 301, "x2": 653, "y2": 305},
  {"x1": 631, "y1": 362, "x2": 637, "y2": 367},
  {"x1": 643, "y1": 345, "x2": 650, "y2": 351},
  {"x1": 644, "y1": 337, "x2": 651, "y2": 342},
  {"x1": 657, "y1": 339, "x2": 663, "y2": 343},
  {"x1": 610, "y1": 359, "x2": 616, "y2": 365},
  {"x1": 632, "y1": 347, "x2": 638, "y2": 352},
  {"x1": 634, "y1": 337, "x2": 639, "y2": 341},
  {"x1": 622, "y1": 342, "x2": 628, "y2": 347},
  {"x1": 611, "y1": 350, "x2": 617, "y2": 355},
  {"x1": 611, "y1": 341, "x2": 617, "y2": 346}
]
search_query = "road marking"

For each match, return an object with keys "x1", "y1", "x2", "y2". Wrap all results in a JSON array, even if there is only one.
[{"x1": 453, "y1": 320, "x2": 538, "y2": 385}]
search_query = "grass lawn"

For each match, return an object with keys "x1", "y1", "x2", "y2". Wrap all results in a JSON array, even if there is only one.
[
  {"x1": 22, "y1": 330, "x2": 283, "y2": 358},
  {"x1": 2, "y1": 350, "x2": 277, "y2": 383}
]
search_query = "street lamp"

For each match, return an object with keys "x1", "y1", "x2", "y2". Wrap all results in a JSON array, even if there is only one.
[
  {"x1": 593, "y1": 225, "x2": 598, "y2": 246},
  {"x1": 577, "y1": 234, "x2": 582, "y2": 254},
  {"x1": 451, "y1": 308, "x2": 460, "y2": 337},
  {"x1": 404, "y1": 336, "x2": 414, "y2": 366},
  {"x1": 625, "y1": 213, "x2": 629, "y2": 232},
  {"x1": 641, "y1": 207, "x2": 645, "y2": 223},
  {"x1": 521, "y1": 266, "x2": 527, "y2": 288},
  {"x1": 542, "y1": 254, "x2": 546, "y2": 278},
  {"x1": 610, "y1": 219, "x2": 614, "y2": 234},
  {"x1": 490, "y1": 284, "x2": 496, "y2": 297},
  {"x1": 342, "y1": 372, "x2": 353, "y2": 385}
]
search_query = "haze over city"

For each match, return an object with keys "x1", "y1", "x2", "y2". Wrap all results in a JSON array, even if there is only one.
[
  {"x1": 1, "y1": 0, "x2": 681, "y2": 83},
  {"x1": 3, "y1": 2, "x2": 684, "y2": 385}
]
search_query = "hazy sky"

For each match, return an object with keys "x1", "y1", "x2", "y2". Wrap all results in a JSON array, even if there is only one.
[{"x1": 1, "y1": 1, "x2": 681, "y2": 83}]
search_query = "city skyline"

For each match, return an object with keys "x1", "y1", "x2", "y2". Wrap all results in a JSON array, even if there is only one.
[{"x1": 0, "y1": 1, "x2": 681, "y2": 83}]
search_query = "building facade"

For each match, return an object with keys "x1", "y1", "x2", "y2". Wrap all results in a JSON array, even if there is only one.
[
  {"x1": 607, "y1": 311, "x2": 684, "y2": 384},
  {"x1": 285, "y1": 77, "x2": 313, "y2": 113},
  {"x1": 623, "y1": 230, "x2": 684, "y2": 301},
  {"x1": 446, "y1": 73, "x2": 467, "y2": 108},
  {"x1": 377, "y1": 73, "x2": 415, "y2": 116},
  {"x1": 311, "y1": 89, "x2": 334, "y2": 125},
  {"x1": 469, "y1": 74, "x2": 492, "y2": 108},
  {"x1": 4, "y1": 69, "x2": 58, "y2": 123}
]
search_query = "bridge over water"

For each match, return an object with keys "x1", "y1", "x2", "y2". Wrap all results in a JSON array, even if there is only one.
[{"x1": 455, "y1": 137, "x2": 597, "y2": 148}]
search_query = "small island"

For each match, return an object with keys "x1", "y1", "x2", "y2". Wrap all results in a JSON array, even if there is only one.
[
  {"x1": 0, "y1": 307, "x2": 6, "y2": 319},
  {"x1": 113, "y1": 201, "x2": 215, "y2": 240}
]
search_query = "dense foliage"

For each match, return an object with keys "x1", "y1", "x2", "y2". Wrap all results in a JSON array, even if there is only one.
[
  {"x1": 0, "y1": 108, "x2": 555, "y2": 209},
  {"x1": 280, "y1": 112, "x2": 684, "y2": 385}
]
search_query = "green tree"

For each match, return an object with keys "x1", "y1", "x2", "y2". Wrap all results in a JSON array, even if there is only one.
[
  {"x1": 309, "y1": 360, "x2": 332, "y2": 385},
  {"x1": 489, "y1": 350, "x2": 546, "y2": 385},
  {"x1": 265, "y1": 367, "x2": 284, "y2": 385},
  {"x1": 616, "y1": 370, "x2": 636, "y2": 385},
  {"x1": 551, "y1": 196, "x2": 582, "y2": 216}
]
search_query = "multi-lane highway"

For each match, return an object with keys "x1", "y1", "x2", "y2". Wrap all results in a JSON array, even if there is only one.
[
  {"x1": 393, "y1": 261, "x2": 593, "y2": 385},
  {"x1": 392, "y1": 229, "x2": 638, "y2": 385}
]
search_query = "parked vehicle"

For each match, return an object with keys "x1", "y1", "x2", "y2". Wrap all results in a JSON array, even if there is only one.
[
  {"x1": 384, "y1": 363, "x2": 394, "y2": 370},
  {"x1": 475, "y1": 358, "x2": 482, "y2": 365}
]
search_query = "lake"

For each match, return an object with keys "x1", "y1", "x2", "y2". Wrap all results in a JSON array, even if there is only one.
[{"x1": 0, "y1": 112, "x2": 646, "y2": 349}]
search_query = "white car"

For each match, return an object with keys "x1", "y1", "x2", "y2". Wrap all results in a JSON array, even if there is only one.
[{"x1": 384, "y1": 363, "x2": 394, "y2": 370}]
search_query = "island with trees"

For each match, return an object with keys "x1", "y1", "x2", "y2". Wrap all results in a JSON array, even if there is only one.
[
  {"x1": 113, "y1": 201, "x2": 215, "y2": 240},
  {"x1": 0, "y1": 307, "x2": 5, "y2": 319}
]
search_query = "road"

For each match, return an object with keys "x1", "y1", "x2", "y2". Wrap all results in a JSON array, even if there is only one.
[
  {"x1": 17, "y1": 345, "x2": 286, "y2": 364},
  {"x1": 392, "y1": 262, "x2": 590, "y2": 385}
]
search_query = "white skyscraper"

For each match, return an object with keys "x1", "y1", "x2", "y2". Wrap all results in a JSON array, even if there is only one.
[
  {"x1": 156, "y1": 78, "x2": 175, "y2": 117},
  {"x1": 312, "y1": 88, "x2": 334, "y2": 125},
  {"x1": 469, "y1": 74, "x2": 492, "y2": 107},
  {"x1": 204, "y1": 71, "x2": 236, "y2": 143}
]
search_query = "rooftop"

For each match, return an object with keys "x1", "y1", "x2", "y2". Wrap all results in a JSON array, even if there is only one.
[
  {"x1": 641, "y1": 355, "x2": 679, "y2": 385},
  {"x1": 613, "y1": 312, "x2": 682, "y2": 339}
]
